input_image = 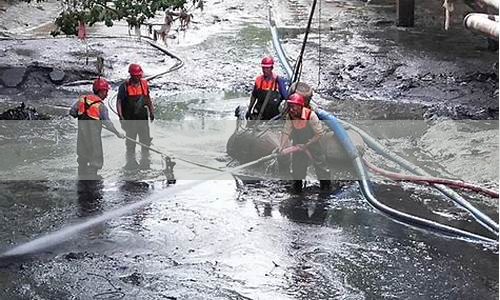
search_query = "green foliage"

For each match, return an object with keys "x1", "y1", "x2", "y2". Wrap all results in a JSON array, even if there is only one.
[{"x1": 22, "y1": 0, "x2": 202, "y2": 36}]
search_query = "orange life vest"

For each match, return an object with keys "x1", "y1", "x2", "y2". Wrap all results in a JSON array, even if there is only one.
[
  {"x1": 122, "y1": 79, "x2": 150, "y2": 119},
  {"x1": 126, "y1": 79, "x2": 149, "y2": 99},
  {"x1": 77, "y1": 94, "x2": 102, "y2": 120},
  {"x1": 255, "y1": 74, "x2": 278, "y2": 92},
  {"x1": 291, "y1": 107, "x2": 312, "y2": 130}
]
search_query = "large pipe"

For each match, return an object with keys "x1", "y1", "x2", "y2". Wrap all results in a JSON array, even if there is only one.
[
  {"x1": 464, "y1": 13, "x2": 499, "y2": 40},
  {"x1": 268, "y1": 7, "x2": 294, "y2": 80}
]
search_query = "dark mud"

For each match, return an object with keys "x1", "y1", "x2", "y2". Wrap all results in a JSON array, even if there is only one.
[
  {"x1": 274, "y1": 0, "x2": 499, "y2": 120},
  {"x1": 0, "y1": 0, "x2": 498, "y2": 299}
]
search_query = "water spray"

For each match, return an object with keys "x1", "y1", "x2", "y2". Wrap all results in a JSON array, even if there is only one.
[{"x1": 0, "y1": 150, "x2": 288, "y2": 258}]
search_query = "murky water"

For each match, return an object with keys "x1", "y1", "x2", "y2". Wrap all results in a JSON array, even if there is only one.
[{"x1": 0, "y1": 0, "x2": 498, "y2": 298}]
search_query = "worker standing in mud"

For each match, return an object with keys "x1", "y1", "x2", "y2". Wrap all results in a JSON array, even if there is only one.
[
  {"x1": 70, "y1": 78, "x2": 125, "y2": 179},
  {"x1": 246, "y1": 56, "x2": 289, "y2": 120},
  {"x1": 117, "y1": 64, "x2": 155, "y2": 169},
  {"x1": 279, "y1": 93, "x2": 330, "y2": 193}
]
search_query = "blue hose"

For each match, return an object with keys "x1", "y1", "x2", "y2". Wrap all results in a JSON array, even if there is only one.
[{"x1": 316, "y1": 110, "x2": 359, "y2": 160}]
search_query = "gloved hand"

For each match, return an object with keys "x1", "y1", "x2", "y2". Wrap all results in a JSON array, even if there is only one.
[
  {"x1": 116, "y1": 132, "x2": 125, "y2": 139},
  {"x1": 245, "y1": 110, "x2": 251, "y2": 120},
  {"x1": 295, "y1": 144, "x2": 306, "y2": 151},
  {"x1": 150, "y1": 113, "x2": 155, "y2": 122}
]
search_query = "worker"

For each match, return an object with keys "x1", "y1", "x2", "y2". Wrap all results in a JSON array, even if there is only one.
[
  {"x1": 246, "y1": 56, "x2": 289, "y2": 120},
  {"x1": 278, "y1": 93, "x2": 331, "y2": 193},
  {"x1": 70, "y1": 78, "x2": 124, "y2": 179},
  {"x1": 116, "y1": 64, "x2": 155, "y2": 169}
]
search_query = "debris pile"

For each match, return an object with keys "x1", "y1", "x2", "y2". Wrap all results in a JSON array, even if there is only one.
[{"x1": 0, "y1": 103, "x2": 50, "y2": 120}]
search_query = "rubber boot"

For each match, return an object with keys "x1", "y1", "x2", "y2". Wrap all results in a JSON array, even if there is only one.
[
  {"x1": 124, "y1": 151, "x2": 139, "y2": 170},
  {"x1": 87, "y1": 167, "x2": 102, "y2": 180},
  {"x1": 78, "y1": 164, "x2": 88, "y2": 178},
  {"x1": 139, "y1": 153, "x2": 151, "y2": 170},
  {"x1": 292, "y1": 180, "x2": 303, "y2": 193},
  {"x1": 320, "y1": 180, "x2": 331, "y2": 191}
]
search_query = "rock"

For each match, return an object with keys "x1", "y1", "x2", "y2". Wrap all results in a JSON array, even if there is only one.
[
  {"x1": 120, "y1": 271, "x2": 143, "y2": 286},
  {"x1": 49, "y1": 69, "x2": 65, "y2": 83},
  {"x1": 213, "y1": 16, "x2": 221, "y2": 23},
  {"x1": 373, "y1": 19, "x2": 394, "y2": 26},
  {"x1": 1, "y1": 67, "x2": 27, "y2": 87},
  {"x1": 64, "y1": 252, "x2": 85, "y2": 260}
]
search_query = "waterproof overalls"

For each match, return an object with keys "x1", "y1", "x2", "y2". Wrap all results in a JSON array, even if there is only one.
[
  {"x1": 71, "y1": 95, "x2": 105, "y2": 176},
  {"x1": 117, "y1": 79, "x2": 152, "y2": 157},
  {"x1": 289, "y1": 108, "x2": 330, "y2": 185}
]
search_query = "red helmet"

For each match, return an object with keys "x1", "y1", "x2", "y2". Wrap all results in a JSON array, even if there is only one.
[
  {"x1": 287, "y1": 93, "x2": 305, "y2": 107},
  {"x1": 261, "y1": 56, "x2": 274, "y2": 68},
  {"x1": 128, "y1": 64, "x2": 143, "y2": 76},
  {"x1": 92, "y1": 78, "x2": 111, "y2": 93}
]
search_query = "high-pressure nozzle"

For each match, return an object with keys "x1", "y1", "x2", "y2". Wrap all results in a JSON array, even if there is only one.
[{"x1": 163, "y1": 156, "x2": 176, "y2": 184}]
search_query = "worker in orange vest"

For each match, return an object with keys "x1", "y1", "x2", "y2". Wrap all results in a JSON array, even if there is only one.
[
  {"x1": 70, "y1": 78, "x2": 124, "y2": 179},
  {"x1": 279, "y1": 93, "x2": 331, "y2": 192},
  {"x1": 246, "y1": 56, "x2": 289, "y2": 120},
  {"x1": 116, "y1": 64, "x2": 155, "y2": 169}
]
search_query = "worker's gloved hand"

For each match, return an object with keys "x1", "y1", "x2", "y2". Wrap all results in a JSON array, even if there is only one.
[
  {"x1": 245, "y1": 110, "x2": 251, "y2": 120},
  {"x1": 295, "y1": 144, "x2": 306, "y2": 151},
  {"x1": 116, "y1": 132, "x2": 125, "y2": 139},
  {"x1": 150, "y1": 113, "x2": 155, "y2": 122}
]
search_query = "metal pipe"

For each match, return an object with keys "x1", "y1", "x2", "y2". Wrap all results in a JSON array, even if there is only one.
[
  {"x1": 268, "y1": 7, "x2": 294, "y2": 80},
  {"x1": 464, "y1": 13, "x2": 499, "y2": 41}
]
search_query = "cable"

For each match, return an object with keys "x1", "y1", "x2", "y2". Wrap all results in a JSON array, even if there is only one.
[{"x1": 291, "y1": 0, "x2": 319, "y2": 84}]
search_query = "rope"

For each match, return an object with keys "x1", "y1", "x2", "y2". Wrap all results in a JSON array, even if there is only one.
[
  {"x1": 317, "y1": 0, "x2": 322, "y2": 91},
  {"x1": 291, "y1": 0, "x2": 318, "y2": 85}
]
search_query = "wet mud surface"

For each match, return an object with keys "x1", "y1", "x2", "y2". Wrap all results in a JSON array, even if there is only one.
[{"x1": 0, "y1": 0, "x2": 498, "y2": 298}]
